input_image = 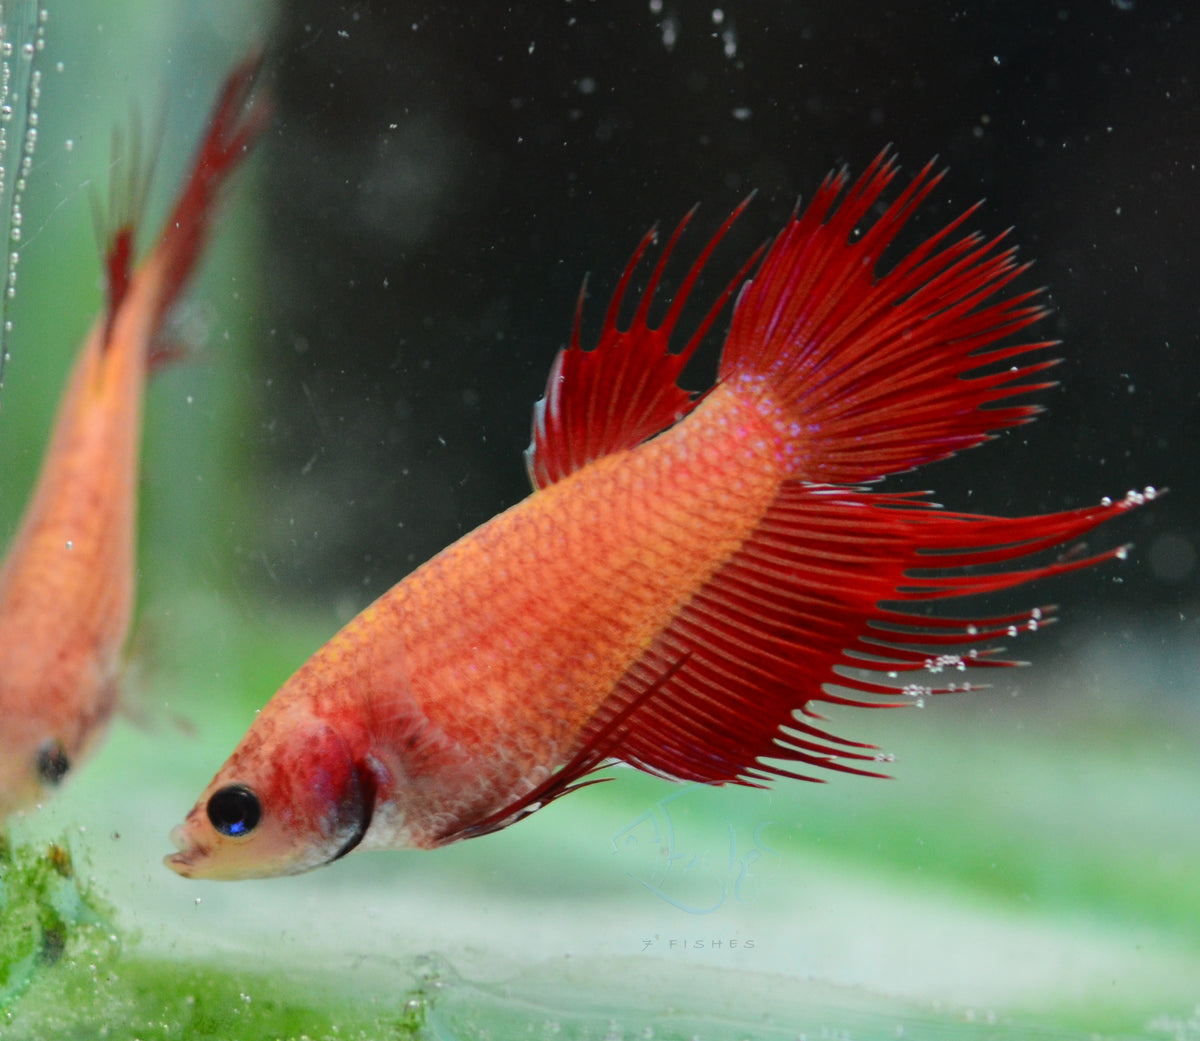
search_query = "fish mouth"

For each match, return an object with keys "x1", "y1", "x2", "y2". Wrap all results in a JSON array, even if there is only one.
[{"x1": 164, "y1": 824, "x2": 205, "y2": 878}]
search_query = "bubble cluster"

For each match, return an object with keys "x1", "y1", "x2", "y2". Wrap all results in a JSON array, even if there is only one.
[
  {"x1": 0, "y1": 1, "x2": 47, "y2": 386},
  {"x1": 923, "y1": 653, "x2": 967, "y2": 674},
  {"x1": 1102, "y1": 486, "x2": 1158, "y2": 509}
]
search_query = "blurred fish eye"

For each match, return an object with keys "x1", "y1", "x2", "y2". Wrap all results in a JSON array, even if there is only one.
[
  {"x1": 206, "y1": 784, "x2": 262, "y2": 838},
  {"x1": 35, "y1": 738, "x2": 71, "y2": 785}
]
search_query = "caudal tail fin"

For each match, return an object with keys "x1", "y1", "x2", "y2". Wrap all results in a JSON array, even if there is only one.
[
  {"x1": 102, "y1": 51, "x2": 270, "y2": 349},
  {"x1": 719, "y1": 149, "x2": 1057, "y2": 485},
  {"x1": 148, "y1": 51, "x2": 271, "y2": 326}
]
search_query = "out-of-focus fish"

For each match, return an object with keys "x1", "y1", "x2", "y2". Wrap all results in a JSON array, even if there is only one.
[
  {"x1": 167, "y1": 151, "x2": 1148, "y2": 880},
  {"x1": 0, "y1": 55, "x2": 268, "y2": 819}
]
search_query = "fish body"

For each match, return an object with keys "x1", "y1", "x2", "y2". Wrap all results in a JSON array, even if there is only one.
[
  {"x1": 0, "y1": 56, "x2": 268, "y2": 818},
  {"x1": 168, "y1": 153, "x2": 1144, "y2": 880}
]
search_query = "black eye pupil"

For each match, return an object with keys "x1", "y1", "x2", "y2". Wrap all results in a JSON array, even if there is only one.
[
  {"x1": 36, "y1": 739, "x2": 71, "y2": 785},
  {"x1": 206, "y1": 785, "x2": 262, "y2": 838}
]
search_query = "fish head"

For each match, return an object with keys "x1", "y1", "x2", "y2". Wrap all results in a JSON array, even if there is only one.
[
  {"x1": 0, "y1": 734, "x2": 75, "y2": 818},
  {"x1": 165, "y1": 705, "x2": 376, "y2": 880}
]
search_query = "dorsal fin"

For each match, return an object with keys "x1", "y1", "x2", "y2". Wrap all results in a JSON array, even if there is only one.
[{"x1": 525, "y1": 200, "x2": 760, "y2": 489}]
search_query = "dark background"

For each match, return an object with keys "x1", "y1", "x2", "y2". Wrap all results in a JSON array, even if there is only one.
[{"x1": 243, "y1": 0, "x2": 1198, "y2": 639}]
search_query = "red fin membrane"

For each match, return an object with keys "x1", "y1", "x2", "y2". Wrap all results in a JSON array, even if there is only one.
[
  {"x1": 582, "y1": 485, "x2": 1149, "y2": 786},
  {"x1": 721, "y1": 149, "x2": 1057, "y2": 484},
  {"x1": 96, "y1": 51, "x2": 270, "y2": 355},
  {"x1": 97, "y1": 112, "x2": 160, "y2": 345},
  {"x1": 150, "y1": 51, "x2": 271, "y2": 325},
  {"x1": 526, "y1": 201, "x2": 761, "y2": 489}
]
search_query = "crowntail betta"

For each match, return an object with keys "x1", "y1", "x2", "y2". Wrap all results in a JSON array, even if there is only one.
[
  {"x1": 0, "y1": 56, "x2": 268, "y2": 818},
  {"x1": 167, "y1": 151, "x2": 1144, "y2": 880}
]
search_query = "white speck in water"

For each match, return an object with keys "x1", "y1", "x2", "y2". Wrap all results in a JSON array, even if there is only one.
[
  {"x1": 1115, "y1": 546, "x2": 1129, "y2": 560},
  {"x1": 732, "y1": 106, "x2": 752, "y2": 120},
  {"x1": 966, "y1": 623, "x2": 978, "y2": 636},
  {"x1": 65, "y1": 540, "x2": 73, "y2": 550},
  {"x1": 712, "y1": 8, "x2": 725, "y2": 24},
  {"x1": 660, "y1": 14, "x2": 678, "y2": 50},
  {"x1": 1006, "y1": 625, "x2": 1018, "y2": 637}
]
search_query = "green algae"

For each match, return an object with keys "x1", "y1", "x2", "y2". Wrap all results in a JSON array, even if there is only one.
[
  {"x1": 5, "y1": 955, "x2": 428, "y2": 1041},
  {"x1": 0, "y1": 834, "x2": 426, "y2": 1041},
  {"x1": 0, "y1": 833, "x2": 118, "y2": 1010}
]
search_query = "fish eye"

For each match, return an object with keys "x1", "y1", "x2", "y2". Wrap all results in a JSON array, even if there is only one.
[
  {"x1": 206, "y1": 784, "x2": 262, "y2": 838},
  {"x1": 35, "y1": 739, "x2": 71, "y2": 785}
]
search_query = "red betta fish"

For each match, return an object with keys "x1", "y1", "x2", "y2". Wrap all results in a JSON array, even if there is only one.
[
  {"x1": 167, "y1": 151, "x2": 1145, "y2": 880},
  {"x1": 0, "y1": 56, "x2": 268, "y2": 819}
]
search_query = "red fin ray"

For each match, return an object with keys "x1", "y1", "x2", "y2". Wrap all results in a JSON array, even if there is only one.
[
  {"x1": 95, "y1": 110, "x2": 162, "y2": 345},
  {"x1": 549, "y1": 483, "x2": 1144, "y2": 787},
  {"x1": 720, "y1": 148, "x2": 1057, "y2": 484},
  {"x1": 145, "y1": 51, "x2": 270, "y2": 334},
  {"x1": 526, "y1": 200, "x2": 760, "y2": 489}
]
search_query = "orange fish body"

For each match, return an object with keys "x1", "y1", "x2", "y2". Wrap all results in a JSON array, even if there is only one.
[
  {"x1": 0, "y1": 56, "x2": 268, "y2": 818},
  {"x1": 167, "y1": 153, "x2": 1145, "y2": 880}
]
